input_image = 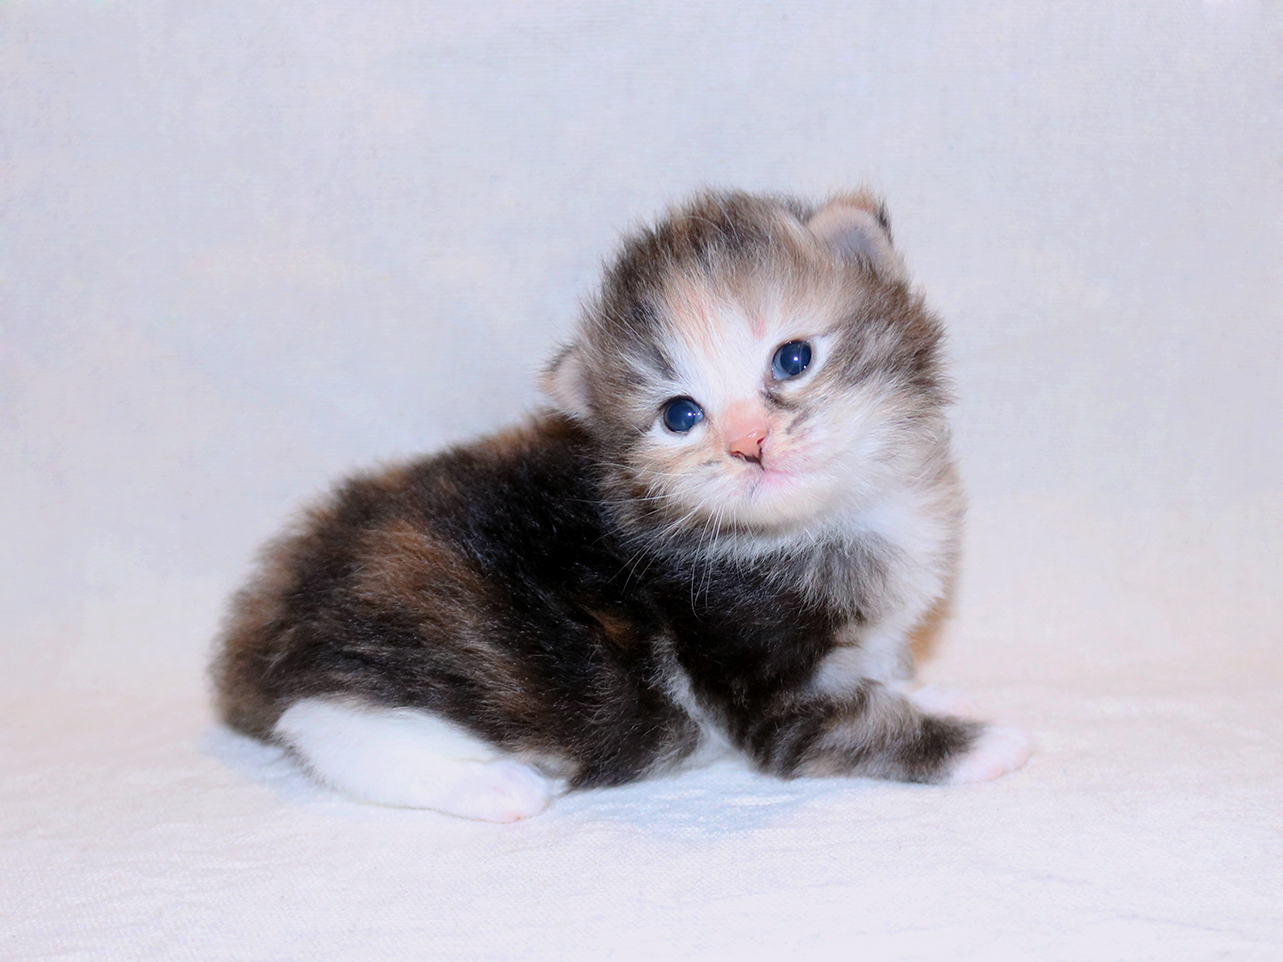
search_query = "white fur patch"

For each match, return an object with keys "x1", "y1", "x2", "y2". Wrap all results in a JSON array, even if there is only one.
[
  {"x1": 948, "y1": 726, "x2": 1032, "y2": 784},
  {"x1": 906, "y1": 683, "x2": 976, "y2": 719},
  {"x1": 809, "y1": 644, "x2": 871, "y2": 698},
  {"x1": 811, "y1": 620, "x2": 915, "y2": 697},
  {"x1": 274, "y1": 698, "x2": 558, "y2": 822},
  {"x1": 660, "y1": 652, "x2": 734, "y2": 768}
]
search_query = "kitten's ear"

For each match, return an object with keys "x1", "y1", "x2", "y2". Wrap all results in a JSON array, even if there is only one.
[
  {"x1": 806, "y1": 193, "x2": 906, "y2": 281},
  {"x1": 541, "y1": 343, "x2": 592, "y2": 420}
]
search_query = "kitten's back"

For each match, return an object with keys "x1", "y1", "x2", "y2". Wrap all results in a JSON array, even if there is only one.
[{"x1": 213, "y1": 418, "x2": 701, "y2": 786}]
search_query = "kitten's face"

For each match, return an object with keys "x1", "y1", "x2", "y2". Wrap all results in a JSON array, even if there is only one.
[
  {"x1": 625, "y1": 271, "x2": 929, "y2": 533},
  {"x1": 546, "y1": 192, "x2": 947, "y2": 542}
]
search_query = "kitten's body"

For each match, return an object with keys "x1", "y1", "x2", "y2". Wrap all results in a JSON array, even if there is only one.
[{"x1": 214, "y1": 191, "x2": 1029, "y2": 821}]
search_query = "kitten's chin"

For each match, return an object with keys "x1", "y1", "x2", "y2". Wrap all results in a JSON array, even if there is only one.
[
  {"x1": 749, "y1": 467, "x2": 803, "y2": 508},
  {"x1": 727, "y1": 467, "x2": 836, "y2": 530}
]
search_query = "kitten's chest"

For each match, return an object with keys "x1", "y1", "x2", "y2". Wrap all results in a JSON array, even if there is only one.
[
  {"x1": 787, "y1": 487, "x2": 959, "y2": 620},
  {"x1": 628, "y1": 502, "x2": 942, "y2": 694},
  {"x1": 641, "y1": 551, "x2": 843, "y2": 698}
]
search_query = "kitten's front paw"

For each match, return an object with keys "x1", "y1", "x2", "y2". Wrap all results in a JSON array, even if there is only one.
[{"x1": 947, "y1": 726, "x2": 1031, "y2": 784}]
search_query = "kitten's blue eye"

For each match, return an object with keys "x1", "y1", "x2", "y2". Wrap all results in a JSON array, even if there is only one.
[
  {"x1": 661, "y1": 397, "x2": 704, "y2": 433},
  {"x1": 772, "y1": 340, "x2": 813, "y2": 379}
]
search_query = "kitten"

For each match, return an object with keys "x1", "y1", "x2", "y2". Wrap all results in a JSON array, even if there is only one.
[{"x1": 213, "y1": 190, "x2": 1030, "y2": 822}]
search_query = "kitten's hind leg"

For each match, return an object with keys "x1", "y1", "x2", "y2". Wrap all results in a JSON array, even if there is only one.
[{"x1": 273, "y1": 698, "x2": 558, "y2": 822}]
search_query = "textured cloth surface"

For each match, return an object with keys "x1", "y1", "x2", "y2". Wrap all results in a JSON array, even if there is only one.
[
  {"x1": 4, "y1": 497, "x2": 1280, "y2": 961},
  {"x1": 2, "y1": 1, "x2": 1280, "y2": 959},
  {"x1": 3, "y1": 669, "x2": 1281, "y2": 961}
]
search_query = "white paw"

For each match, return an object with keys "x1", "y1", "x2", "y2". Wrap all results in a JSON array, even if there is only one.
[
  {"x1": 948, "y1": 726, "x2": 1032, "y2": 784},
  {"x1": 909, "y1": 684, "x2": 976, "y2": 719},
  {"x1": 435, "y1": 760, "x2": 557, "y2": 823}
]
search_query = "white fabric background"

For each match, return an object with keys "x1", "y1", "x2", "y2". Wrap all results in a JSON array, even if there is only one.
[{"x1": 2, "y1": 2, "x2": 1280, "y2": 959}]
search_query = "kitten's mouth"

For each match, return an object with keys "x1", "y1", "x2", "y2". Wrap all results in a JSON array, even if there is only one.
[
  {"x1": 723, "y1": 463, "x2": 825, "y2": 529},
  {"x1": 748, "y1": 464, "x2": 797, "y2": 493}
]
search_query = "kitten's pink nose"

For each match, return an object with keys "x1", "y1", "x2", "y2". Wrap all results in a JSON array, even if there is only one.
[{"x1": 722, "y1": 402, "x2": 770, "y2": 465}]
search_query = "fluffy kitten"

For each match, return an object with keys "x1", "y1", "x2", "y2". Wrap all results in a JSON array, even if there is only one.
[{"x1": 213, "y1": 190, "x2": 1030, "y2": 822}]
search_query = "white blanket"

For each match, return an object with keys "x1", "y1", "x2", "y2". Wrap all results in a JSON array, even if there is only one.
[{"x1": 5, "y1": 498, "x2": 1280, "y2": 960}]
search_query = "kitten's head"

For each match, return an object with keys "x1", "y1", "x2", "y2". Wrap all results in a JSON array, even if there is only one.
[{"x1": 544, "y1": 190, "x2": 952, "y2": 546}]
